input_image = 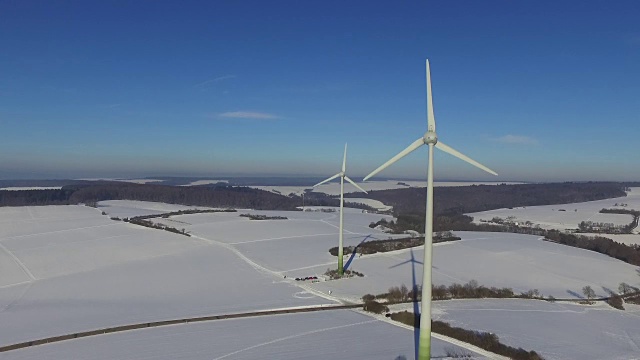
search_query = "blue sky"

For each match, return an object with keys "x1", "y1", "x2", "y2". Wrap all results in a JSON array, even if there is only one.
[{"x1": 1, "y1": 1, "x2": 638, "y2": 181}]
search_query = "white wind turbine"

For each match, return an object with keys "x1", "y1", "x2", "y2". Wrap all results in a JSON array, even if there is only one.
[
  {"x1": 314, "y1": 143, "x2": 368, "y2": 276},
  {"x1": 363, "y1": 60, "x2": 497, "y2": 360}
]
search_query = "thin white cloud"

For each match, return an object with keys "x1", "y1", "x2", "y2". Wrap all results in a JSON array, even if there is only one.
[
  {"x1": 195, "y1": 75, "x2": 236, "y2": 88},
  {"x1": 494, "y1": 135, "x2": 538, "y2": 145},
  {"x1": 218, "y1": 111, "x2": 279, "y2": 120}
]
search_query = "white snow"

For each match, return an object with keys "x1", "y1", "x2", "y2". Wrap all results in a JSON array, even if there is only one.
[
  {"x1": 3, "y1": 200, "x2": 640, "y2": 358},
  {"x1": 579, "y1": 233, "x2": 640, "y2": 246},
  {"x1": 345, "y1": 197, "x2": 393, "y2": 211},
  {"x1": 431, "y1": 299, "x2": 640, "y2": 360},
  {"x1": 295, "y1": 231, "x2": 640, "y2": 302},
  {"x1": 1, "y1": 310, "x2": 485, "y2": 360},
  {"x1": 0, "y1": 205, "x2": 328, "y2": 347},
  {"x1": 180, "y1": 179, "x2": 229, "y2": 186},
  {"x1": 97, "y1": 200, "x2": 209, "y2": 218},
  {"x1": 467, "y1": 187, "x2": 640, "y2": 231}
]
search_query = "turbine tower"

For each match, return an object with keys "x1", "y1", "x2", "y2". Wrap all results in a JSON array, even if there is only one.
[
  {"x1": 363, "y1": 60, "x2": 497, "y2": 359},
  {"x1": 314, "y1": 143, "x2": 368, "y2": 276}
]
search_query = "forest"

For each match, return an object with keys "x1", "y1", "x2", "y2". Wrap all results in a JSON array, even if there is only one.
[
  {"x1": 0, "y1": 183, "x2": 300, "y2": 210},
  {"x1": 344, "y1": 182, "x2": 627, "y2": 215}
]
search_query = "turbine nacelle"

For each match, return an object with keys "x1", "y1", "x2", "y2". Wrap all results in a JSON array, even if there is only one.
[{"x1": 423, "y1": 131, "x2": 437, "y2": 145}]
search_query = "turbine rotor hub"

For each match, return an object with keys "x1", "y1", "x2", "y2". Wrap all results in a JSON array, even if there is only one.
[{"x1": 424, "y1": 131, "x2": 438, "y2": 145}]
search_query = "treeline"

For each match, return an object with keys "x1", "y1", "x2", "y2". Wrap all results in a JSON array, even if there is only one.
[
  {"x1": 370, "y1": 211, "x2": 640, "y2": 268},
  {"x1": 0, "y1": 183, "x2": 301, "y2": 210},
  {"x1": 365, "y1": 213, "x2": 495, "y2": 234},
  {"x1": 239, "y1": 214, "x2": 288, "y2": 220},
  {"x1": 600, "y1": 208, "x2": 640, "y2": 216},
  {"x1": 386, "y1": 312, "x2": 544, "y2": 360},
  {"x1": 135, "y1": 209, "x2": 237, "y2": 220},
  {"x1": 0, "y1": 182, "x2": 380, "y2": 211},
  {"x1": 120, "y1": 217, "x2": 190, "y2": 236},
  {"x1": 367, "y1": 281, "x2": 537, "y2": 304},
  {"x1": 0, "y1": 188, "x2": 76, "y2": 206},
  {"x1": 67, "y1": 183, "x2": 299, "y2": 210},
  {"x1": 469, "y1": 221, "x2": 640, "y2": 268},
  {"x1": 600, "y1": 208, "x2": 640, "y2": 233},
  {"x1": 345, "y1": 182, "x2": 627, "y2": 215},
  {"x1": 0, "y1": 179, "x2": 88, "y2": 188},
  {"x1": 328, "y1": 232, "x2": 460, "y2": 257}
]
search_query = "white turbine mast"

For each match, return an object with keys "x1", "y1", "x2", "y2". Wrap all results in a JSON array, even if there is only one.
[
  {"x1": 363, "y1": 59, "x2": 497, "y2": 360},
  {"x1": 313, "y1": 143, "x2": 368, "y2": 276}
]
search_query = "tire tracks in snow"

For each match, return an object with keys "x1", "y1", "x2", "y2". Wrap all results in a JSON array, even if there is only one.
[{"x1": 0, "y1": 242, "x2": 36, "y2": 281}]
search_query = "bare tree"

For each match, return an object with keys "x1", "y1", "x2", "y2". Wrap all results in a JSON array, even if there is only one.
[
  {"x1": 619, "y1": 282, "x2": 632, "y2": 295},
  {"x1": 582, "y1": 285, "x2": 596, "y2": 303}
]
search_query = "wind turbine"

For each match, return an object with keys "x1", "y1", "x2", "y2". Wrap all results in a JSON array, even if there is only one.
[
  {"x1": 314, "y1": 143, "x2": 368, "y2": 276},
  {"x1": 363, "y1": 60, "x2": 497, "y2": 360}
]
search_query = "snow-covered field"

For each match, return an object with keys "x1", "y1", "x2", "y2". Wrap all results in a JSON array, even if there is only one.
[
  {"x1": 430, "y1": 299, "x2": 640, "y2": 360},
  {"x1": 97, "y1": 200, "x2": 209, "y2": 218},
  {"x1": 345, "y1": 197, "x2": 393, "y2": 211},
  {"x1": 142, "y1": 205, "x2": 640, "y2": 301},
  {"x1": 179, "y1": 179, "x2": 228, "y2": 186},
  {"x1": 0, "y1": 205, "x2": 327, "y2": 347},
  {"x1": 144, "y1": 206, "x2": 403, "y2": 274},
  {"x1": 467, "y1": 187, "x2": 640, "y2": 232},
  {"x1": 2, "y1": 310, "x2": 485, "y2": 360},
  {"x1": 295, "y1": 231, "x2": 640, "y2": 302},
  {"x1": 579, "y1": 233, "x2": 640, "y2": 246},
  {"x1": 3, "y1": 200, "x2": 640, "y2": 358}
]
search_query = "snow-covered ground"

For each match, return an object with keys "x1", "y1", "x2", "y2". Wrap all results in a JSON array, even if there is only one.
[
  {"x1": 467, "y1": 187, "x2": 640, "y2": 232},
  {"x1": 2, "y1": 310, "x2": 485, "y2": 360},
  {"x1": 3, "y1": 200, "x2": 640, "y2": 358},
  {"x1": 0, "y1": 205, "x2": 327, "y2": 347},
  {"x1": 579, "y1": 233, "x2": 640, "y2": 246},
  {"x1": 100, "y1": 203, "x2": 640, "y2": 300},
  {"x1": 429, "y1": 299, "x2": 640, "y2": 360},
  {"x1": 97, "y1": 200, "x2": 209, "y2": 218},
  {"x1": 179, "y1": 179, "x2": 228, "y2": 186},
  {"x1": 294, "y1": 231, "x2": 640, "y2": 302},
  {"x1": 146, "y1": 206, "x2": 402, "y2": 274},
  {"x1": 345, "y1": 197, "x2": 393, "y2": 211}
]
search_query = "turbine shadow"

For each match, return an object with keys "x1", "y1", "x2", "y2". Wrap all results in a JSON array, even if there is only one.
[
  {"x1": 567, "y1": 289, "x2": 584, "y2": 299},
  {"x1": 389, "y1": 249, "x2": 421, "y2": 360},
  {"x1": 343, "y1": 234, "x2": 379, "y2": 271}
]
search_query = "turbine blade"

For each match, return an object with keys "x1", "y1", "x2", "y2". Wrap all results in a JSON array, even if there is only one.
[
  {"x1": 426, "y1": 59, "x2": 436, "y2": 132},
  {"x1": 363, "y1": 137, "x2": 425, "y2": 181},
  {"x1": 344, "y1": 176, "x2": 368, "y2": 194},
  {"x1": 342, "y1": 143, "x2": 347, "y2": 173},
  {"x1": 313, "y1": 173, "x2": 341, "y2": 188},
  {"x1": 435, "y1": 141, "x2": 498, "y2": 176}
]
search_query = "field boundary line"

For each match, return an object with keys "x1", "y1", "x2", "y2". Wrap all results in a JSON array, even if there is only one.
[
  {"x1": 0, "y1": 304, "x2": 362, "y2": 353},
  {"x1": 0, "y1": 243, "x2": 36, "y2": 281}
]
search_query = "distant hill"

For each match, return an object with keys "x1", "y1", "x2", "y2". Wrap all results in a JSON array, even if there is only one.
[
  {"x1": 1, "y1": 181, "x2": 631, "y2": 216},
  {"x1": 345, "y1": 182, "x2": 628, "y2": 216},
  {"x1": 0, "y1": 183, "x2": 301, "y2": 210}
]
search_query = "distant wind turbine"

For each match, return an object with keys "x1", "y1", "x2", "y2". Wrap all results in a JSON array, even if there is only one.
[
  {"x1": 314, "y1": 143, "x2": 368, "y2": 276},
  {"x1": 363, "y1": 60, "x2": 497, "y2": 360}
]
